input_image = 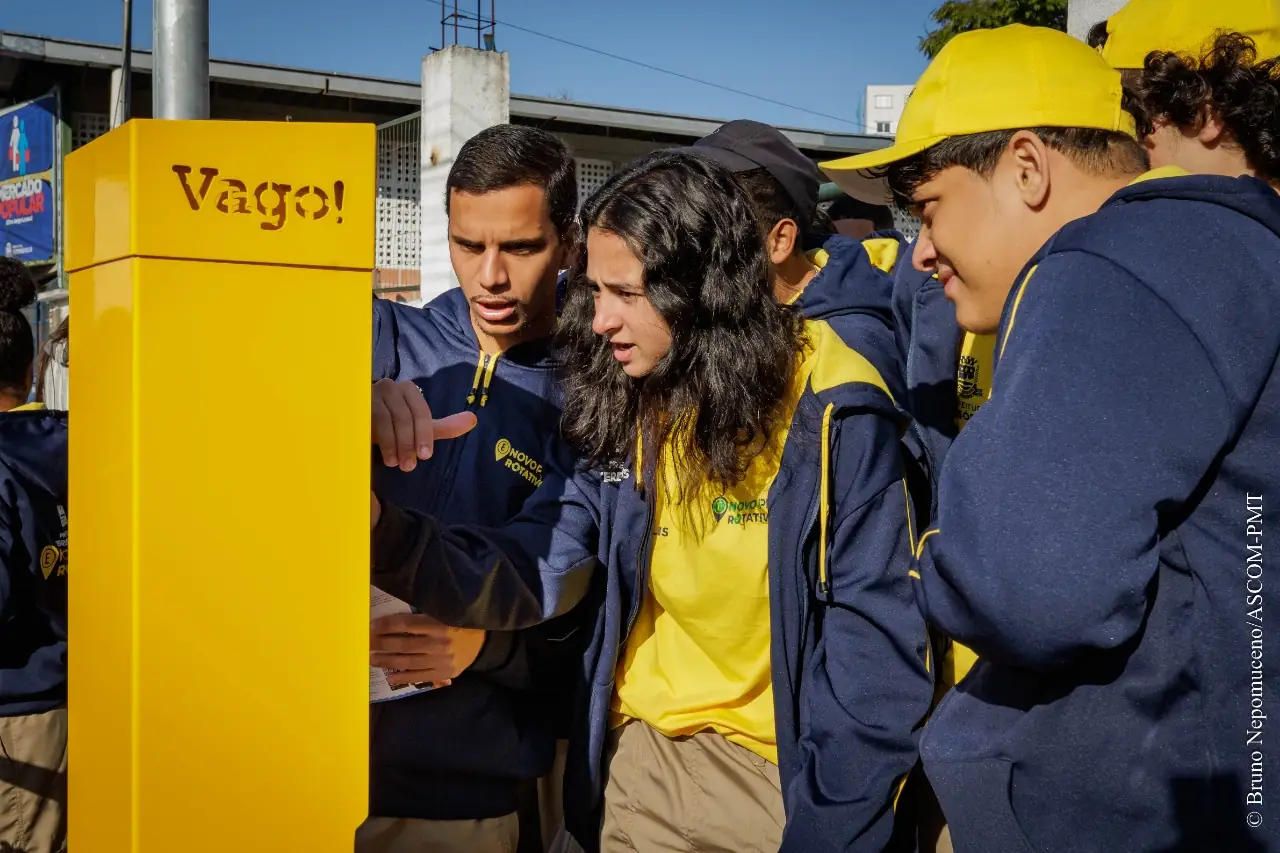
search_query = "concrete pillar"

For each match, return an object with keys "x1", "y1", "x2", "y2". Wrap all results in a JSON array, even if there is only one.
[
  {"x1": 109, "y1": 68, "x2": 125, "y2": 129},
  {"x1": 419, "y1": 46, "x2": 510, "y2": 303},
  {"x1": 1069, "y1": 0, "x2": 1128, "y2": 41}
]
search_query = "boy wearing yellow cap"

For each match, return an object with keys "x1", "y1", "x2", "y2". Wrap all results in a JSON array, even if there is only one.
[
  {"x1": 823, "y1": 23, "x2": 1280, "y2": 853},
  {"x1": 1096, "y1": 0, "x2": 1280, "y2": 185}
]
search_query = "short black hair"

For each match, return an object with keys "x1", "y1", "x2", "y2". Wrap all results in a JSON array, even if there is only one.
[
  {"x1": 445, "y1": 124, "x2": 577, "y2": 238},
  {"x1": 1133, "y1": 31, "x2": 1280, "y2": 182},
  {"x1": 1087, "y1": 20, "x2": 1110, "y2": 50},
  {"x1": 826, "y1": 194, "x2": 895, "y2": 232},
  {"x1": 0, "y1": 259, "x2": 36, "y2": 393},
  {"x1": 881, "y1": 127, "x2": 1149, "y2": 209},
  {"x1": 734, "y1": 167, "x2": 808, "y2": 257}
]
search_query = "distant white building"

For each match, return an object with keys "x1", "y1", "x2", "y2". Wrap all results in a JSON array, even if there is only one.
[{"x1": 865, "y1": 85, "x2": 914, "y2": 135}]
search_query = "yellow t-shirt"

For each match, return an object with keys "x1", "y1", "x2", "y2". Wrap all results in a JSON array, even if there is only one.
[
  {"x1": 612, "y1": 342, "x2": 818, "y2": 764},
  {"x1": 954, "y1": 331, "x2": 996, "y2": 432},
  {"x1": 944, "y1": 331, "x2": 997, "y2": 685}
]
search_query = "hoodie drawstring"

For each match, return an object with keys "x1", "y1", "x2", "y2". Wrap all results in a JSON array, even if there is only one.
[
  {"x1": 479, "y1": 354, "x2": 498, "y2": 407},
  {"x1": 466, "y1": 353, "x2": 500, "y2": 408}
]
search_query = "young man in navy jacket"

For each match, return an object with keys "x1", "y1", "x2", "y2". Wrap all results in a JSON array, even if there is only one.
[
  {"x1": 0, "y1": 258, "x2": 69, "y2": 853},
  {"x1": 825, "y1": 24, "x2": 1280, "y2": 853},
  {"x1": 360, "y1": 124, "x2": 582, "y2": 853}
]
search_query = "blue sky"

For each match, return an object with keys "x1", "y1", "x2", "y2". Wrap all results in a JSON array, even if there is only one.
[{"x1": 5, "y1": 0, "x2": 940, "y2": 131}]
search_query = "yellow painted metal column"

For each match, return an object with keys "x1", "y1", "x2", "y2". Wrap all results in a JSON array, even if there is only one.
[{"x1": 64, "y1": 120, "x2": 373, "y2": 852}]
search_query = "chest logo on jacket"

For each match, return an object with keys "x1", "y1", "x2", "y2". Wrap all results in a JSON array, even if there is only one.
[
  {"x1": 40, "y1": 504, "x2": 68, "y2": 580},
  {"x1": 495, "y1": 438, "x2": 544, "y2": 487}
]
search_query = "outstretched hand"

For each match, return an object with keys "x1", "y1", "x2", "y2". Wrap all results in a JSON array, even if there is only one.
[{"x1": 373, "y1": 378, "x2": 477, "y2": 472}]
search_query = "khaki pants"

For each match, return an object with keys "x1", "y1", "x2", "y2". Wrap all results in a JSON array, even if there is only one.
[
  {"x1": 0, "y1": 706, "x2": 67, "y2": 853},
  {"x1": 356, "y1": 813, "x2": 520, "y2": 853},
  {"x1": 600, "y1": 721, "x2": 784, "y2": 853},
  {"x1": 538, "y1": 739, "x2": 569, "y2": 851}
]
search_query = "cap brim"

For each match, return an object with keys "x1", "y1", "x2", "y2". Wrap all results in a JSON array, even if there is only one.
[
  {"x1": 820, "y1": 135, "x2": 947, "y2": 205},
  {"x1": 678, "y1": 143, "x2": 762, "y2": 174}
]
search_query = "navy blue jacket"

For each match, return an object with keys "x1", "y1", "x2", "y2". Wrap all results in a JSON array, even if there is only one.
[
  {"x1": 915, "y1": 174, "x2": 1280, "y2": 852},
  {"x1": 0, "y1": 406, "x2": 68, "y2": 717},
  {"x1": 373, "y1": 320, "x2": 933, "y2": 853},
  {"x1": 798, "y1": 231, "x2": 940, "y2": 535},
  {"x1": 370, "y1": 290, "x2": 583, "y2": 821},
  {"x1": 795, "y1": 232, "x2": 908, "y2": 405}
]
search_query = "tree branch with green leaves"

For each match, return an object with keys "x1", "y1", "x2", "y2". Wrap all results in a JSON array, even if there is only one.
[{"x1": 920, "y1": 0, "x2": 1067, "y2": 58}]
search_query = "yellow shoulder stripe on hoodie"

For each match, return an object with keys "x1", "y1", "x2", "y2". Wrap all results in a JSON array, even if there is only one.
[
  {"x1": 807, "y1": 321, "x2": 893, "y2": 402},
  {"x1": 862, "y1": 237, "x2": 900, "y2": 274},
  {"x1": 1129, "y1": 165, "x2": 1192, "y2": 185},
  {"x1": 805, "y1": 239, "x2": 900, "y2": 275},
  {"x1": 9, "y1": 402, "x2": 46, "y2": 412},
  {"x1": 997, "y1": 265, "x2": 1037, "y2": 364}
]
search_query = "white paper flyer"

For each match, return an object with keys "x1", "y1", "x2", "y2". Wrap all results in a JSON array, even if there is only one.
[{"x1": 370, "y1": 585, "x2": 440, "y2": 703}]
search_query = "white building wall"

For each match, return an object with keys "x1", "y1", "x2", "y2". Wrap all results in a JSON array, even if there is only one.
[
  {"x1": 1068, "y1": 0, "x2": 1127, "y2": 41},
  {"x1": 864, "y1": 84, "x2": 914, "y2": 136}
]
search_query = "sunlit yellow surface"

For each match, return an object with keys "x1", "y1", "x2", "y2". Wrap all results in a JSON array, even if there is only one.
[{"x1": 66, "y1": 120, "x2": 373, "y2": 852}]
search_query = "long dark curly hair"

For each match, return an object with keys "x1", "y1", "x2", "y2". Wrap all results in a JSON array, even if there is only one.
[
  {"x1": 1133, "y1": 31, "x2": 1280, "y2": 182},
  {"x1": 556, "y1": 149, "x2": 806, "y2": 503}
]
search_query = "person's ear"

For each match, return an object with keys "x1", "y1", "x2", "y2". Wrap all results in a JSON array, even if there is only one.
[
  {"x1": 1007, "y1": 130, "x2": 1052, "y2": 209},
  {"x1": 766, "y1": 218, "x2": 800, "y2": 265},
  {"x1": 1196, "y1": 105, "x2": 1228, "y2": 147}
]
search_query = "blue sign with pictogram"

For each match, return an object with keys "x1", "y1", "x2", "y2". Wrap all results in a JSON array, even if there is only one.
[{"x1": 0, "y1": 92, "x2": 60, "y2": 265}]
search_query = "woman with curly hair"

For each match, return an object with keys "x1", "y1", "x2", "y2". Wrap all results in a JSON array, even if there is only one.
[
  {"x1": 1095, "y1": 0, "x2": 1280, "y2": 186},
  {"x1": 370, "y1": 149, "x2": 931, "y2": 853}
]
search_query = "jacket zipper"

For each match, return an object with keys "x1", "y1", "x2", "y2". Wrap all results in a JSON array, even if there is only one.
[
  {"x1": 433, "y1": 354, "x2": 490, "y2": 511},
  {"x1": 621, "y1": 489, "x2": 656, "y2": 646}
]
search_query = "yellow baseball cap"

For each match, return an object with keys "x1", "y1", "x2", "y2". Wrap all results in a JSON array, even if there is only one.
[
  {"x1": 1101, "y1": 0, "x2": 1280, "y2": 70},
  {"x1": 821, "y1": 25, "x2": 1135, "y2": 204}
]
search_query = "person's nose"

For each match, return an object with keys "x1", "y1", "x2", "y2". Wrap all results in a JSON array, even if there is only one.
[
  {"x1": 913, "y1": 226, "x2": 939, "y2": 273},
  {"x1": 475, "y1": 248, "x2": 510, "y2": 291},
  {"x1": 591, "y1": 293, "x2": 622, "y2": 338}
]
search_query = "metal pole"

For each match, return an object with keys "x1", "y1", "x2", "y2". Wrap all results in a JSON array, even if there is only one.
[
  {"x1": 118, "y1": 0, "x2": 133, "y2": 126},
  {"x1": 152, "y1": 0, "x2": 209, "y2": 120}
]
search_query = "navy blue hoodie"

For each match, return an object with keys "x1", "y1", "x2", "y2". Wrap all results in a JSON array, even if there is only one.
[
  {"x1": 915, "y1": 173, "x2": 1280, "y2": 852},
  {"x1": 370, "y1": 289, "x2": 583, "y2": 821},
  {"x1": 0, "y1": 405, "x2": 68, "y2": 717}
]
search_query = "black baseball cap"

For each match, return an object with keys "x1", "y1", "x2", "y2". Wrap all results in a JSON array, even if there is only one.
[{"x1": 683, "y1": 120, "x2": 822, "y2": 224}]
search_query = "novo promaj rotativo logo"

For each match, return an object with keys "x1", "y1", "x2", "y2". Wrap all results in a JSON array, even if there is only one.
[
  {"x1": 40, "y1": 503, "x2": 68, "y2": 580},
  {"x1": 711, "y1": 495, "x2": 768, "y2": 526},
  {"x1": 495, "y1": 438, "x2": 544, "y2": 487},
  {"x1": 172, "y1": 165, "x2": 347, "y2": 232}
]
